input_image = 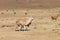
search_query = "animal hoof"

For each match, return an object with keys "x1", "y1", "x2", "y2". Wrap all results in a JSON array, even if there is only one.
[
  {"x1": 20, "y1": 29, "x2": 24, "y2": 31},
  {"x1": 15, "y1": 30, "x2": 19, "y2": 31},
  {"x1": 25, "y1": 29, "x2": 28, "y2": 31}
]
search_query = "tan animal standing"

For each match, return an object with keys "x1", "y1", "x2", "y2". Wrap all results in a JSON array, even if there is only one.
[{"x1": 15, "y1": 17, "x2": 33, "y2": 31}]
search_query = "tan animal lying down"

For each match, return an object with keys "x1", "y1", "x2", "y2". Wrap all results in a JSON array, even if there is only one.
[{"x1": 16, "y1": 17, "x2": 34, "y2": 31}]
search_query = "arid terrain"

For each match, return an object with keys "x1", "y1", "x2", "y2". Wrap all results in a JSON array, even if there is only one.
[
  {"x1": 0, "y1": 0, "x2": 60, "y2": 9},
  {"x1": 0, "y1": 8, "x2": 60, "y2": 40},
  {"x1": 0, "y1": 0, "x2": 60, "y2": 40}
]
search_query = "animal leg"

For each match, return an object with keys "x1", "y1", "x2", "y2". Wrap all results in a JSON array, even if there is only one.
[
  {"x1": 20, "y1": 25, "x2": 24, "y2": 31},
  {"x1": 15, "y1": 25, "x2": 21, "y2": 31},
  {"x1": 25, "y1": 26, "x2": 28, "y2": 31}
]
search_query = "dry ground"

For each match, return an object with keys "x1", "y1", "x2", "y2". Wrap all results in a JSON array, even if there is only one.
[
  {"x1": 0, "y1": 0, "x2": 60, "y2": 9},
  {"x1": 0, "y1": 8, "x2": 60, "y2": 40}
]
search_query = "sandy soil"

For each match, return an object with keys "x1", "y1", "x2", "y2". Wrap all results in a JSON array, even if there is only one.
[
  {"x1": 0, "y1": 0, "x2": 60, "y2": 9},
  {"x1": 0, "y1": 8, "x2": 60, "y2": 40}
]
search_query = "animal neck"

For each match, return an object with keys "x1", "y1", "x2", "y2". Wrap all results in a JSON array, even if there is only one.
[
  {"x1": 28, "y1": 18, "x2": 32, "y2": 22},
  {"x1": 25, "y1": 18, "x2": 33, "y2": 25},
  {"x1": 27, "y1": 18, "x2": 32, "y2": 23}
]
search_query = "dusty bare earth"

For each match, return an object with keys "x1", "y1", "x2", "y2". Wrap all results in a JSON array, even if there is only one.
[
  {"x1": 0, "y1": 0, "x2": 60, "y2": 9},
  {"x1": 0, "y1": 8, "x2": 60, "y2": 40}
]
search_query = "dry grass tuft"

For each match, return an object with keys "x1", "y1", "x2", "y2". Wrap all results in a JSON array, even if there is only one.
[{"x1": 1, "y1": 12, "x2": 4, "y2": 14}]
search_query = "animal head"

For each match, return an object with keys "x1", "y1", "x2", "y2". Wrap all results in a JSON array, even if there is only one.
[
  {"x1": 25, "y1": 16, "x2": 34, "y2": 25},
  {"x1": 26, "y1": 16, "x2": 34, "y2": 20},
  {"x1": 30, "y1": 16, "x2": 34, "y2": 20}
]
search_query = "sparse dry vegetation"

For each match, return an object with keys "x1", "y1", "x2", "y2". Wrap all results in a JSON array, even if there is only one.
[
  {"x1": 1, "y1": 12, "x2": 4, "y2": 14},
  {"x1": 14, "y1": 12, "x2": 16, "y2": 14},
  {"x1": 51, "y1": 13, "x2": 60, "y2": 21},
  {"x1": 0, "y1": 0, "x2": 60, "y2": 40},
  {"x1": 0, "y1": 8, "x2": 60, "y2": 40},
  {"x1": 25, "y1": 12, "x2": 28, "y2": 15}
]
